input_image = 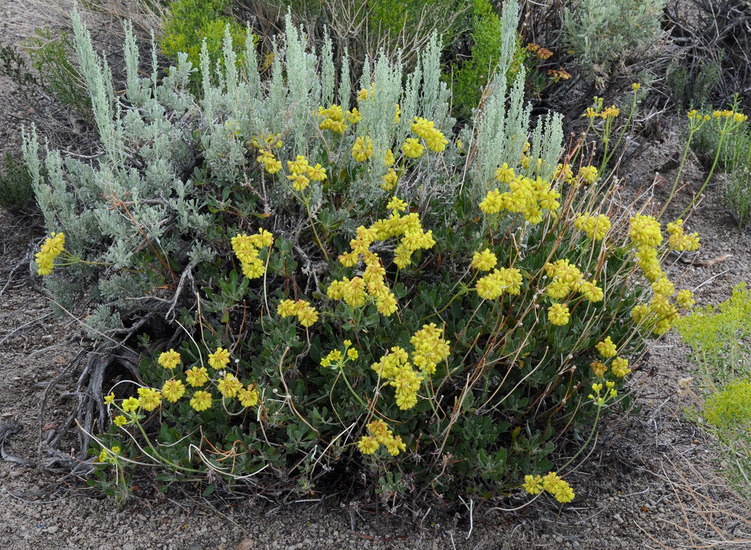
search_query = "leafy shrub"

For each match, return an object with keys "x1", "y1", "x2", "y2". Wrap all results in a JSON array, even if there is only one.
[
  {"x1": 26, "y1": 28, "x2": 90, "y2": 117},
  {"x1": 561, "y1": 0, "x2": 667, "y2": 85},
  {"x1": 25, "y1": 2, "x2": 698, "y2": 503},
  {"x1": 448, "y1": 0, "x2": 526, "y2": 122},
  {"x1": 159, "y1": 0, "x2": 247, "y2": 72}
]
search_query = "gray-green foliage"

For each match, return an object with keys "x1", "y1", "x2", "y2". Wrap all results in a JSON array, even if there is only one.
[
  {"x1": 23, "y1": 0, "x2": 559, "y2": 332},
  {"x1": 562, "y1": 0, "x2": 667, "y2": 84}
]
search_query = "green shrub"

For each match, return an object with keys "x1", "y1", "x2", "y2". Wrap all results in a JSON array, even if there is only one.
[
  {"x1": 561, "y1": 0, "x2": 667, "y2": 85},
  {"x1": 448, "y1": 0, "x2": 526, "y2": 122},
  {"x1": 25, "y1": 2, "x2": 698, "y2": 503},
  {"x1": 159, "y1": 0, "x2": 247, "y2": 72},
  {"x1": 26, "y1": 28, "x2": 90, "y2": 117}
]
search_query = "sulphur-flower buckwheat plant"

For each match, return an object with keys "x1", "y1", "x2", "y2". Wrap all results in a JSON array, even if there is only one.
[{"x1": 26, "y1": 0, "x2": 704, "y2": 506}]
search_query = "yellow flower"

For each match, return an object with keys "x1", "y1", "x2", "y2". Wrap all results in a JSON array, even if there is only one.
[
  {"x1": 297, "y1": 304, "x2": 319, "y2": 327},
  {"x1": 287, "y1": 173, "x2": 310, "y2": 191},
  {"x1": 185, "y1": 366, "x2": 209, "y2": 387},
  {"x1": 676, "y1": 289, "x2": 695, "y2": 308},
  {"x1": 577, "y1": 165, "x2": 598, "y2": 185},
  {"x1": 306, "y1": 163, "x2": 327, "y2": 182},
  {"x1": 352, "y1": 136, "x2": 374, "y2": 162},
  {"x1": 121, "y1": 396, "x2": 140, "y2": 413},
  {"x1": 629, "y1": 214, "x2": 662, "y2": 248},
  {"x1": 35, "y1": 232, "x2": 66, "y2": 275},
  {"x1": 591, "y1": 361, "x2": 607, "y2": 376},
  {"x1": 358, "y1": 436, "x2": 379, "y2": 455},
  {"x1": 579, "y1": 280, "x2": 603, "y2": 302},
  {"x1": 190, "y1": 390, "x2": 213, "y2": 412},
  {"x1": 547, "y1": 303, "x2": 570, "y2": 326},
  {"x1": 217, "y1": 373, "x2": 243, "y2": 398},
  {"x1": 347, "y1": 348, "x2": 359, "y2": 360},
  {"x1": 471, "y1": 248, "x2": 497, "y2": 271},
  {"x1": 384, "y1": 149, "x2": 395, "y2": 166},
  {"x1": 479, "y1": 189, "x2": 503, "y2": 214},
  {"x1": 162, "y1": 379, "x2": 186, "y2": 403},
  {"x1": 611, "y1": 356, "x2": 631, "y2": 378},
  {"x1": 523, "y1": 474, "x2": 544, "y2": 495},
  {"x1": 238, "y1": 385, "x2": 259, "y2": 407},
  {"x1": 114, "y1": 415, "x2": 128, "y2": 427},
  {"x1": 632, "y1": 83, "x2": 641, "y2": 92},
  {"x1": 595, "y1": 336, "x2": 617, "y2": 358},
  {"x1": 346, "y1": 108, "x2": 362, "y2": 124},
  {"x1": 495, "y1": 162, "x2": 516, "y2": 183},
  {"x1": 158, "y1": 349, "x2": 181, "y2": 370},
  {"x1": 208, "y1": 347, "x2": 231, "y2": 370},
  {"x1": 104, "y1": 393, "x2": 115, "y2": 405},
  {"x1": 651, "y1": 276, "x2": 675, "y2": 297},
  {"x1": 137, "y1": 387, "x2": 162, "y2": 412},
  {"x1": 401, "y1": 138, "x2": 425, "y2": 159},
  {"x1": 387, "y1": 196, "x2": 408, "y2": 213}
]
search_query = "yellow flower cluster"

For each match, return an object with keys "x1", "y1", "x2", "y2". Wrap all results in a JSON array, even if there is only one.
[
  {"x1": 357, "y1": 420, "x2": 407, "y2": 456},
  {"x1": 137, "y1": 387, "x2": 162, "y2": 411},
  {"x1": 231, "y1": 228, "x2": 274, "y2": 280},
  {"x1": 577, "y1": 165, "x2": 598, "y2": 185},
  {"x1": 574, "y1": 213, "x2": 611, "y2": 241},
  {"x1": 591, "y1": 337, "x2": 631, "y2": 378},
  {"x1": 257, "y1": 148, "x2": 283, "y2": 174},
  {"x1": 626, "y1": 215, "x2": 697, "y2": 334},
  {"x1": 162, "y1": 379, "x2": 186, "y2": 402},
  {"x1": 712, "y1": 109, "x2": 747, "y2": 123},
  {"x1": 479, "y1": 174, "x2": 560, "y2": 224},
  {"x1": 547, "y1": 303, "x2": 570, "y2": 326},
  {"x1": 158, "y1": 349, "x2": 182, "y2": 370},
  {"x1": 410, "y1": 323, "x2": 450, "y2": 375},
  {"x1": 277, "y1": 298, "x2": 319, "y2": 327},
  {"x1": 523, "y1": 471, "x2": 575, "y2": 503},
  {"x1": 371, "y1": 325, "x2": 449, "y2": 409},
  {"x1": 35, "y1": 232, "x2": 66, "y2": 276},
  {"x1": 251, "y1": 133, "x2": 283, "y2": 150},
  {"x1": 471, "y1": 248, "x2": 497, "y2": 271},
  {"x1": 208, "y1": 347, "x2": 231, "y2": 370},
  {"x1": 553, "y1": 163, "x2": 574, "y2": 184},
  {"x1": 495, "y1": 162, "x2": 515, "y2": 184},
  {"x1": 371, "y1": 346, "x2": 423, "y2": 409},
  {"x1": 217, "y1": 373, "x2": 243, "y2": 398},
  {"x1": 317, "y1": 104, "x2": 346, "y2": 134},
  {"x1": 544, "y1": 259, "x2": 602, "y2": 303},
  {"x1": 352, "y1": 136, "x2": 374, "y2": 162},
  {"x1": 629, "y1": 214, "x2": 662, "y2": 248},
  {"x1": 475, "y1": 267, "x2": 523, "y2": 300},
  {"x1": 284, "y1": 155, "x2": 327, "y2": 192},
  {"x1": 595, "y1": 336, "x2": 617, "y2": 358},
  {"x1": 666, "y1": 219, "x2": 700, "y2": 251},
  {"x1": 402, "y1": 137, "x2": 425, "y2": 158},
  {"x1": 329, "y1": 205, "x2": 435, "y2": 315},
  {"x1": 409, "y1": 117, "x2": 448, "y2": 153},
  {"x1": 320, "y1": 340, "x2": 359, "y2": 369}
]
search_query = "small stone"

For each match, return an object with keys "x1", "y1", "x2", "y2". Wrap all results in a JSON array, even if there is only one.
[
  {"x1": 47, "y1": 526, "x2": 59, "y2": 534},
  {"x1": 236, "y1": 539, "x2": 253, "y2": 550},
  {"x1": 123, "y1": 543, "x2": 135, "y2": 550}
]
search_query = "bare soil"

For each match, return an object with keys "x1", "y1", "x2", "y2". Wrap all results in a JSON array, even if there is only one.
[{"x1": 1, "y1": 2, "x2": 751, "y2": 549}]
